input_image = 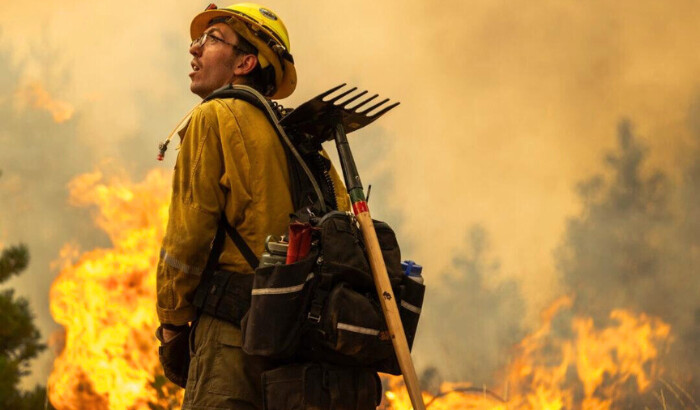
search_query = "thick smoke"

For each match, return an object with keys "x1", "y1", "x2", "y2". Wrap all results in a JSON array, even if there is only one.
[
  {"x1": 0, "y1": 45, "x2": 104, "y2": 386},
  {"x1": 554, "y1": 118, "x2": 700, "y2": 403},
  {"x1": 417, "y1": 225, "x2": 525, "y2": 389},
  {"x1": 2, "y1": 0, "x2": 700, "y2": 395},
  {"x1": 413, "y1": 117, "x2": 700, "y2": 405}
]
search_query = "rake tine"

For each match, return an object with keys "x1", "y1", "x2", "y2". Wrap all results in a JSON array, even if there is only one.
[
  {"x1": 357, "y1": 98, "x2": 389, "y2": 115},
  {"x1": 318, "y1": 83, "x2": 347, "y2": 100},
  {"x1": 326, "y1": 86, "x2": 358, "y2": 104},
  {"x1": 369, "y1": 101, "x2": 400, "y2": 118},
  {"x1": 349, "y1": 94, "x2": 379, "y2": 112},
  {"x1": 338, "y1": 90, "x2": 368, "y2": 108},
  {"x1": 281, "y1": 84, "x2": 400, "y2": 138}
]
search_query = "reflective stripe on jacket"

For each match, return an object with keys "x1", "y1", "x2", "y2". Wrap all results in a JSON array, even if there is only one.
[{"x1": 156, "y1": 98, "x2": 350, "y2": 325}]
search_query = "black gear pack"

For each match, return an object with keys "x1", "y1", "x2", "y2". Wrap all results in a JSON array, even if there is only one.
[{"x1": 191, "y1": 85, "x2": 425, "y2": 408}]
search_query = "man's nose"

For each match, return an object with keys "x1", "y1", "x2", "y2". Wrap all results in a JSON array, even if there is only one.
[{"x1": 189, "y1": 42, "x2": 202, "y2": 57}]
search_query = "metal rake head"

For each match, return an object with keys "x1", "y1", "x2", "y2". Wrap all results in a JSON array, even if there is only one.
[{"x1": 280, "y1": 83, "x2": 400, "y2": 142}]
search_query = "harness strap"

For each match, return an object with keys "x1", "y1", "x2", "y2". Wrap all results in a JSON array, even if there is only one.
[
  {"x1": 204, "y1": 84, "x2": 329, "y2": 214},
  {"x1": 193, "y1": 217, "x2": 257, "y2": 318},
  {"x1": 221, "y1": 217, "x2": 259, "y2": 270}
]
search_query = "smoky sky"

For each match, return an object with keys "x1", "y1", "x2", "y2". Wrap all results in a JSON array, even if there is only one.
[{"x1": 1, "y1": 0, "x2": 700, "y2": 391}]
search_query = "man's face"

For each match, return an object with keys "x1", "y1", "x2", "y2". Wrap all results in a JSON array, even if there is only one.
[{"x1": 189, "y1": 23, "x2": 239, "y2": 98}]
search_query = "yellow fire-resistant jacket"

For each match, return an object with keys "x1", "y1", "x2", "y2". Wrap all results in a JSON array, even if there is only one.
[{"x1": 157, "y1": 98, "x2": 350, "y2": 325}]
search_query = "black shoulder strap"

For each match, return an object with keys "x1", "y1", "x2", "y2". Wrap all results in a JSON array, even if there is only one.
[
  {"x1": 201, "y1": 217, "x2": 259, "y2": 274},
  {"x1": 221, "y1": 218, "x2": 259, "y2": 270},
  {"x1": 203, "y1": 84, "x2": 270, "y2": 114}
]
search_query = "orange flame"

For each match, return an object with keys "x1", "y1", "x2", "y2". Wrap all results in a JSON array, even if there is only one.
[
  {"x1": 383, "y1": 296, "x2": 671, "y2": 409},
  {"x1": 48, "y1": 169, "x2": 673, "y2": 409},
  {"x1": 48, "y1": 168, "x2": 180, "y2": 409},
  {"x1": 15, "y1": 81, "x2": 75, "y2": 123}
]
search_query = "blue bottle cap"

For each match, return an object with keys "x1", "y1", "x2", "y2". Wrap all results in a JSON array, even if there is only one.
[{"x1": 401, "y1": 260, "x2": 423, "y2": 276}]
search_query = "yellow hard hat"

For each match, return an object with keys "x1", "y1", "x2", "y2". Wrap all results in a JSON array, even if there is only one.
[{"x1": 191, "y1": 3, "x2": 297, "y2": 99}]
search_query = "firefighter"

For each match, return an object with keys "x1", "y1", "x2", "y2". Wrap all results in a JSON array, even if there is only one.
[{"x1": 155, "y1": 4, "x2": 348, "y2": 409}]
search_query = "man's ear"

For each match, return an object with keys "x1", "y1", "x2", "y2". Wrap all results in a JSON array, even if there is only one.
[{"x1": 233, "y1": 54, "x2": 258, "y2": 76}]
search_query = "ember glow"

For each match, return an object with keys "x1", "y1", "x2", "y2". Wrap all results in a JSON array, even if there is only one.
[{"x1": 48, "y1": 169, "x2": 673, "y2": 409}]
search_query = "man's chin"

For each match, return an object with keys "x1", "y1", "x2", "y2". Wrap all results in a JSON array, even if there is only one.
[{"x1": 190, "y1": 82, "x2": 208, "y2": 99}]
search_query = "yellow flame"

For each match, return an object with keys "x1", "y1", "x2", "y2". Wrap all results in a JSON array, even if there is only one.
[
  {"x1": 15, "y1": 81, "x2": 75, "y2": 123},
  {"x1": 48, "y1": 169, "x2": 673, "y2": 409},
  {"x1": 504, "y1": 297, "x2": 671, "y2": 410},
  {"x1": 48, "y1": 168, "x2": 181, "y2": 409}
]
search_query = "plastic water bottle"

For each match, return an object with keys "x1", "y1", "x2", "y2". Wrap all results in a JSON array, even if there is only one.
[{"x1": 401, "y1": 260, "x2": 424, "y2": 284}]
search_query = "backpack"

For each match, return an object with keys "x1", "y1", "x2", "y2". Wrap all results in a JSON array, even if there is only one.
[{"x1": 192, "y1": 85, "x2": 424, "y2": 376}]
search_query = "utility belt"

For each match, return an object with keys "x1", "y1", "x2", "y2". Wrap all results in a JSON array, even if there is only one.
[{"x1": 192, "y1": 269, "x2": 253, "y2": 326}]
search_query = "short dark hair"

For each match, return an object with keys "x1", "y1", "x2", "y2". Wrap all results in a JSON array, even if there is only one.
[{"x1": 235, "y1": 34, "x2": 276, "y2": 97}]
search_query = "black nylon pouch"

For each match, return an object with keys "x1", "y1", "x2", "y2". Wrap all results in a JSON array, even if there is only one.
[
  {"x1": 295, "y1": 212, "x2": 423, "y2": 369},
  {"x1": 375, "y1": 274, "x2": 426, "y2": 375},
  {"x1": 261, "y1": 362, "x2": 381, "y2": 410},
  {"x1": 318, "y1": 213, "x2": 374, "y2": 291},
  {"x1": 242, "y1": 251, "x2": 319, "y2": 358},
  {"x1": 316, "y1": 213, "x2": 402, "y2": 293},
  {"x1": 373, "y1": 220, "x2": 403, "y2": 281},
  {"x1": 243, "y1": 212, "x2": 425, "y2": 370},
  {"x1": 398, "y1": 275, "x2": 425, "y2": 350},
  {"x1": 302, "y1": 282, "x2": 393, "y2": 367}
]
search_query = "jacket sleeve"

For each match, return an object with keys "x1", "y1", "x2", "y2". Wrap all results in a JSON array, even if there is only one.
[{"x1": 156, "y1": 108, "x2": 227, "y2": 325}]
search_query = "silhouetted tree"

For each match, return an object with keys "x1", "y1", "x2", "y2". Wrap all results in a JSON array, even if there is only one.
[
  {"x1": 556, "y1": 120, "x2": 671, "y2": 320},
  {"x1": 0, "y1": 243, "x2": 50, "y2": 409},
  {"x1": 425, "y1": 225, "x2": 525, "y2": 386},
  {"x1": 0, "y1": 172, "x2": 51, "y2": 409},
  {"x1": 556, "y1": 119, "x2": 700, "y2": 406}
]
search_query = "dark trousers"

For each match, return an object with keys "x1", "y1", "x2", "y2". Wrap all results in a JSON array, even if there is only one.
[{"x1": 181, "y1": 314, "x2": 274, "y2": 410}]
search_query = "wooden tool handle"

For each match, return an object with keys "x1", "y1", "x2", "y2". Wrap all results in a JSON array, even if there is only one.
[
  {"x1": 355, "y1": 211, "x2": 426, "y2": 410},
  {"x1": 332, "y1": 117, "x2": 423, "y2": 408}
]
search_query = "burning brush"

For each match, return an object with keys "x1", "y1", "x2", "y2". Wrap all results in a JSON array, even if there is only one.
[{"x1": 47, "y1": 168, "x2": 689, "y2": 409}]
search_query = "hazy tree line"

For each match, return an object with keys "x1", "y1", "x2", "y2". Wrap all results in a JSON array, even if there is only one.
[
  {"x1": 422, "y1": 117, "x2": 699, "y2": 406},
  {"x1": 555, "y1": 119, "x2": 699, "y2": 404}
]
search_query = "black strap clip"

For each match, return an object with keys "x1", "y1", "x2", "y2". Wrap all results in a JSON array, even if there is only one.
[{"x1": 307, "y1": 288, "x2": 328, "y2": 324}]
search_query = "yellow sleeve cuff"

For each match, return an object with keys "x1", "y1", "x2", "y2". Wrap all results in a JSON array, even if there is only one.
[{"x1": 157, "y1": 304, "x2": 197, "y2": 326}]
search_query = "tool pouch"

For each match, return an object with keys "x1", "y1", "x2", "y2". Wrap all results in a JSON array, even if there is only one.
[
  {"x1": 300, "y1": 281, "x2": 393, "y2": 366},
  {"x1": 156, "y1": 326, "x2": 190, "y2": 388},
  {"x1": 301, "y1": 273, "x2": 425, "y2": 374},
  {"x1": 374, "y1": 273, "x2": 425, "y2": 374},
  {"x1": 242, "y1": 212, "x2": 425, "y2": 371},
  {"x1": 241, "y1": 251, "x2": 319, "y2": 358},
  {"x1": 261, "y1": 362, "x2": 382, "y2": 410}
]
